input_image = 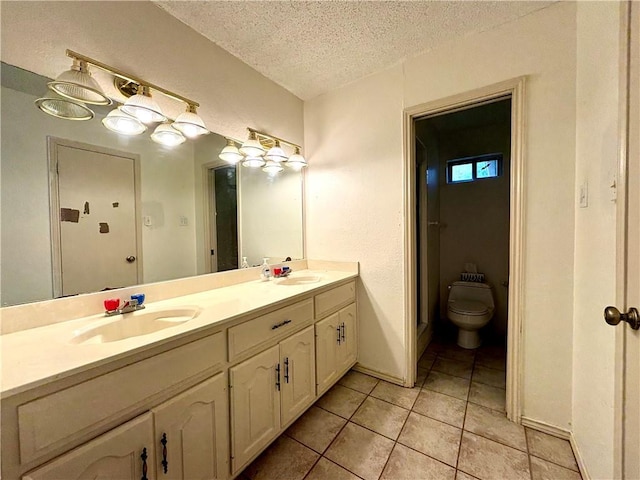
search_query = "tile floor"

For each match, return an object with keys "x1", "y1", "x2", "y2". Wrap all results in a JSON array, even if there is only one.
[{"x1": 240, "y1": 341, "x2": 582, "y2": 480}]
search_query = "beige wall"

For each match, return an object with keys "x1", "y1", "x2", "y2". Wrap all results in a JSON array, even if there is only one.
[
  {"x1": 305, "y1": 2, "x2": 577, "y2": 429},
  {"x1": 572, "y1": 2, "x2": 622, "y2": 479}
]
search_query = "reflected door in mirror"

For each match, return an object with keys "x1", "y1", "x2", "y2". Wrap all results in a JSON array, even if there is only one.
[
  {"x1": 53, "y1": 139, "x2": 140, "y2": 297},
  {"x1": 208, "y1": 166, "x2": 238, "y2": 272}
]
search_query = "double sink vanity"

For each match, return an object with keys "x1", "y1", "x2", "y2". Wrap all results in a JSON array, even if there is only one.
[{"x1": 1, "y1": 261, "x2": 359, "y2": 480}]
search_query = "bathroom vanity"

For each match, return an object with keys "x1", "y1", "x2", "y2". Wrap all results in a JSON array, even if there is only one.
[{"x1": 0, "y1": 262, "x2": 358, "y2": 480}]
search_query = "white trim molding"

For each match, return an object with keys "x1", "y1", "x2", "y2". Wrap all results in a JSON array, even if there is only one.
[
  {"x1": 402, "y1": 77, "x2": 527, "y2": 421},
  {"x1": 353, "y1": 364, "x2": 404, "y2": 387}
]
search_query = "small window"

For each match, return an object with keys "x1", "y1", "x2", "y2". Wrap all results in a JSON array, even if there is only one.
[{"x1": 447, "y1": 154, "x2": 502, "y2": 184}]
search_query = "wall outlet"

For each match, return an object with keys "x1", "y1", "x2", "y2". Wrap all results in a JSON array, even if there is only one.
[
  {"x1": 179, "y1": 216, "x2": 188, "y2": 226},
  {"x1": 579, "y1": 181, "x2": 588, "y2": 208}
]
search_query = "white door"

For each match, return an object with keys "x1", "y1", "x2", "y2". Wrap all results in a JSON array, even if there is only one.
[
  {"x1": 280, "y1": 326, "x2": 316, "y2": 426},
  {"x1": 52, "y1": 139, "x2": 140, "y2": 296},
  {"x1": 23, "y1": 413, "x2": 155, "y2": 480},
  {"x1": 152, "y1": 373, "x2": 229, "y2": 480},
  {"x1": 229, "y1": 345, "x2": 281, "y2": 474}
]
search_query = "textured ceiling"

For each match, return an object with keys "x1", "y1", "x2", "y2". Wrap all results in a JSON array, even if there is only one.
[{"x1": 155, "y1": 1, "x2": 554, "y2": 100}]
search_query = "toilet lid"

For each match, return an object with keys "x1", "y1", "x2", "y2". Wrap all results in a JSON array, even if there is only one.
[{"x1": 448, "y1": 300, "x2": 489, "y2": 315}]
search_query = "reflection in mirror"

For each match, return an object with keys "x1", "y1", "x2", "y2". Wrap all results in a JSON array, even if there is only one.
[{"x1": 1, "y1": 63, "x2": 304, "y2": 307}]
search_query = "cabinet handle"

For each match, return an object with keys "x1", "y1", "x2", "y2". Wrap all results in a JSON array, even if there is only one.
[
  {"x1": 271, "y1": 319, "x2": 292, "y2": 330},
  {"x1": 336, "y1": 325, "x2": 341, "y2": 345},
  {"x1": 141, "y1": 447, "x2": 149, "y2": 480},
  {"x1": 284, "y1": 357, "x2": 290, "y2": 383},
  {"x1": 161, "y1": 433, "x2": 168, "y2": 474},
  {"x1": 341, "y1": 322, "x2": 345, "y2": 342},
  {"x1": 276, "y1": 363, "x2": 281, "y2": 391}
]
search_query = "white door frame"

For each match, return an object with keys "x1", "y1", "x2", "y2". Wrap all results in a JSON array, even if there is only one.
[
  {"x1": 614, "y1": 1, "x2": 637, "y2": 477},
  {"x1": 403, "y1": 77, "x2": 527, "y2": 423},
  {"x1": 48, "y1": 137, "x2": 143, "y2": 298}
]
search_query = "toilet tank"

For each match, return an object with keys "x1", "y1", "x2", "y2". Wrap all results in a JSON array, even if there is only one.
[{"x1": 448, "y1": 281, "x2": 494, "y2": 308}]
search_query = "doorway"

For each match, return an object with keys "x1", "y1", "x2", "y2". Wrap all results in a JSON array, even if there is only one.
[
  {"x1": 415, "y1": 99, "x2": 511, "y2": 364},
  {"x1": 403, "y1": 78, "x2": 526, "y2": 422},
  {"x1": 204, "y1": 163, "x2": 239, "y2": 273},
  {"x1": 48, "y1": 137, "x2": 142, "y2": 297}
]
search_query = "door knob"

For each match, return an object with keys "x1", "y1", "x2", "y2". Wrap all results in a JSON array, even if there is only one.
[
  {"x1": 126, "y1": 255, "x2": 136, "y2": 263},
  {"x1": 604, "y1": 306, "x2": 640, "y2": 330}
]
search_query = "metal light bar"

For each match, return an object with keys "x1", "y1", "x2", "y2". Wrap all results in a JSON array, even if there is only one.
[
  {"x1": 248, "y1": 127, "x2": 301, "y2": 150},
  {"x1": 66, "y1": 49, "x2": 199, "y2": 107}
]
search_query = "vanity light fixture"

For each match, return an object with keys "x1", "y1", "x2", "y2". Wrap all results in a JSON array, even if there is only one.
[
  {"x1": 242, "y1": 156, "x2": 266, "y2": 168},
  {"x1": 219, "y1": 138, "x2": 244, "y2": 163},
  {"x1": 35, "y1": 92, "x2": 95, "y2": 121},
  {"x1": 120, "y1": 85, "x2": 166, "y2": 124},
  {"x1": 172, "y1": 104, "x2": 209, "y2": 138},
  {"x1": 262, "y1": 160, "x2": 284, "y2": 174},
  {"x1": 48, "y1": 58, "x2": 112, "y2": 106},
  {"x1": 102, "y1": 109, "x2": 146, "y2": 135},
  {"x1": 36, "y1": 49, "x2": 209, "y2": 145},
  {"x1": 222, "y1": 128, "x2": 308, "y2": 173},
  {"x1": 265, "y1": 139, "x2": 288, "y2": 163},
  {"x1": 151, "y1": 123, "x2": 186, "y2": 146},
  {"x1": 240, "y1": 130, "x2": 266, "y2": 157},
  {"x1": 285, "y1": 146, "x2": 308, "y2": 170}
]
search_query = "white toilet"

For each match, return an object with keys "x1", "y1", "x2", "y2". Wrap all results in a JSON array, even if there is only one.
[{"x1": 447, "y1": 281, "x2": 495, "y2": 349}]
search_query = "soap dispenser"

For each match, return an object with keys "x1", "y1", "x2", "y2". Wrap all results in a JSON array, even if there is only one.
[
  {"x1": 260, "y1": 257, "x2": 271, "y2": 281},
  {"x1": 241, "y1": 256, "x2": 250, "y2": 269}
]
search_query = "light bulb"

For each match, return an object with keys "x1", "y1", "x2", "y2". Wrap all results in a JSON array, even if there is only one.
[{"x1": 102, "y1": 109, "x2": 146, "y2": 135}]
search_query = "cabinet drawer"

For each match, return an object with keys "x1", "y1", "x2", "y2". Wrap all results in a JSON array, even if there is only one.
[
  {"x1": 228, "y1": 299, "x2": 313, "y2": 362},
  {"x1": 315, "y1": 281, "x2": 356, "y2": 319},
  {"x1": 18, "y1": 332, "x2": 225, "y2": 465}
]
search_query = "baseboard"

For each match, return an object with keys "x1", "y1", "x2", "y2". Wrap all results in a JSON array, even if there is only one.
[
  {"x1": 520, "y1": 416, "x2": 571, "y2": 439},
  {"x1": 569, "y1": 433, "x2": 590, "y2": 480},
  {"x1": 352, "y1": 364, "x2": 404, "y2": 386},
  {"x1": 521, "y1": 417, "x2": 590, "y2": 480}
]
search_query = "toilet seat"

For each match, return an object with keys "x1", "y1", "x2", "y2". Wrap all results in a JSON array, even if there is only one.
[{"x1": 448, "y1": 300, "x2": 489, "y2": 316}]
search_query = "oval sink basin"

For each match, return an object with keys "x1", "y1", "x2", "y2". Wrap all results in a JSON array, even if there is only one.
[
  {"x1": 276, "y1": 275, "x2": 322, "y2": 286},
  {"x1": 70, "y1": 307, "x2": 200, "y2": 345}
]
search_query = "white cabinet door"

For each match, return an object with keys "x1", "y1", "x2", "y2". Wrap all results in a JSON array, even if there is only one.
[
  {"x1": 230, "y1": 345, "x2": 281, "y2": 474},
  {"x1": 22, "y1": 413, "x2": 155, "y2": 480},
  {"x1": 338, "y1": 303, "x2": 358, "y2": 371},
  {"x1": 315, "y1": 312, "x2": 342, "y2": 395},
  {"x1": 280, "y1": 326, "x2": 316, "y2": 426},
  {"x1": 152, "y1": 373, "x2": 229, "y2": 480}
]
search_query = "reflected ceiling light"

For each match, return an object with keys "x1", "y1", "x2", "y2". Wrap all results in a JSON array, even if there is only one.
[
  {"x1": 219, "y1": 139, "x2": 243, "y2": 163},
  {"x1": 286, "y1": 147, "x2": 308, "y2": 170},
  {"x1": 102, "y1": 109, "x2": 146, "y2": 135},
  {"x1": 243, "y1": 156, "x2": 266, "y2": 168},
  {"x1": 151, "y1": 123, "x2": 186, "y2": 146},
  {"x1": 35, "y1": 93, "x2": 94, "y2": 121},
  {"x1": 172, "y1": 104, "x2": 209, "y2": 138},
  {"x1": 265, "y1": 140, "x2": 288, "y2": 163},
  {"x1": 120, "y1": 85, "x2": 166, "y2": 124},
  {"x1": 239, "y1": 130, "x2": 266, "y2": 157},
  {"x1": 262, "y1": 160, "x2": 284, "y2": 174},
  {"x1": 48, "y1": 58, "x2": 112, "y2": 106}
]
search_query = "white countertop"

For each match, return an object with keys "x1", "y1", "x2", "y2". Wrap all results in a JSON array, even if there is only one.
[{"x1": 1, "y1": 269, "x2": 357, "y2": 398}]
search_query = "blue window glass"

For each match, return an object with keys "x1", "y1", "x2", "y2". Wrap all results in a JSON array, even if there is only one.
[
  {"x1": 451, "y1": 163, "x2": 473, "y2": 182},
  {"x1": 476, "y1": 160, "x2": 498, "y2": 178},
  {"x1": 447, "y1": 154, "x2": 502, "y2": 184}
]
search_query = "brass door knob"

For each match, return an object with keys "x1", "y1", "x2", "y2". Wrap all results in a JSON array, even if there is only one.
[{"x1": 604, "y1": 306, "x2": 640, "y2": 330}]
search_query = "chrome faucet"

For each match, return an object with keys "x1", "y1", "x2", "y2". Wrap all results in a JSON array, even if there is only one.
[{"x1": 104, "y1": 298, "x2": 145, "y2": 317}]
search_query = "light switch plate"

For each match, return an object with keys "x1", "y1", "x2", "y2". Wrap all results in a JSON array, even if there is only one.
[{"x1": 143, "y1": 215, "x2": 152, "y2": 226}]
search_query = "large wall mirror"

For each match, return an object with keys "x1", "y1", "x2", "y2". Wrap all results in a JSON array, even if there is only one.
[{"x1": 1, "y1": 63, "x2": 304, "y2": 307}]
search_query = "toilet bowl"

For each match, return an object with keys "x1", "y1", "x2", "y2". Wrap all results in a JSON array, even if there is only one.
[{"x1": 447, "y1": 281, "x2": 494, "y2": 349}]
